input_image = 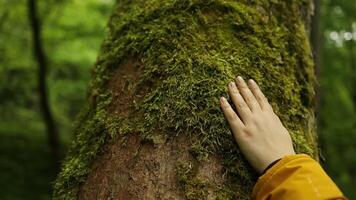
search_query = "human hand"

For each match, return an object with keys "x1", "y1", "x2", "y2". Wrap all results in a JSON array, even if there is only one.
[{"x1": 220, "y1": 76, "x2": 295, "y2": 174}]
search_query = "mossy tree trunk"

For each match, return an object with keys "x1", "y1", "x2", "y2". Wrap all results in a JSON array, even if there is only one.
[{"x1": 54, "y1": 0, "x2": 317, "y2": 199}]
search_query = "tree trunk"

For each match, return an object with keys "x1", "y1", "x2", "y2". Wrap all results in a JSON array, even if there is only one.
[
  {"x1": 310, "y1": 0, "x2": 324, "y2": 162},
  {"x1": 28, "y1": 0, "x2": 61, "y2": 170},
  {"x1": 54, "y1": 1, "x2": 317, "y2": 199},
  {"x1": 310, "y1": 0, "x2": 321, "y2": 129}
]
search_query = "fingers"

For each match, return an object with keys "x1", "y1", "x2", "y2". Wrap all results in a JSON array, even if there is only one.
[
  {"x1": 220, "y1": 97, "x2": 244, "y2": 136},
  {"x1": 235, "y1": 76, "x2": 261, "y2": 112},
  {"x1": 228, "y1": 82, "x2": 251, "y2": 123},
  {"x1": 247, "y1": 79, "x2": 271, "y2": 111}
]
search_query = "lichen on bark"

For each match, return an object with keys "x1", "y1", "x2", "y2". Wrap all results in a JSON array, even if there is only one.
[{"x1": 53, "y1": 0, "x2": 317, "y2": 199}]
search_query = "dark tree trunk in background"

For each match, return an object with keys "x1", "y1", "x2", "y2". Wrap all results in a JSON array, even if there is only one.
[
  {"x1": 311, "y1": 0, "x2": 324, "y2": 161},
  {"x1": 27, "y1": 0, "x2": 60, "y2": 170},
  {"x1": 347, "y1": 35, "x2": 356, "y2": 106},
  {"x1": 311, "y1": 0, "x2": 322, "y2": 129},
  {"x1": 54, "y1": 1, "x2": 318, "y2": 199},
  {"x1": 0, "y1": 11, "x2": 8, "y2": 31},
  {"x1": 311, "y1": 0, "x2": 321, "y2": 72}
]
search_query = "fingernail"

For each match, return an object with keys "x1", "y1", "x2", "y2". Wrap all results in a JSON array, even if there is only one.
[
  {"x1": 248, "y1": 79, "x2": 254, "y2": 84},
  {"x1": 220, "y1": 97, "x2": 226, "y2": 104},
  {"x1": 237, "y1": 76, "x2": 243, "y2": 83},
  {"x1": 229, "y1": 82, "x2": 236, "y2": 89}
]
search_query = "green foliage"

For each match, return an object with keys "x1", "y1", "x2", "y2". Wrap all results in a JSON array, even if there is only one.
[
  {"x1": 53, "y1": 0, "x2": 317, "y2": 199},
  {"x1": 0, "y1": 0, "x2": 114, "y2": 199},
  {"x1": 0, "y1": 124, "x2": 56, "y2": 200},
  {"x1": 319, "y1": 0, "x2": 356, "y2": 198}
]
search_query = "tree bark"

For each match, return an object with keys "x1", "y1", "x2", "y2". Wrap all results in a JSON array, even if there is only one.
[
  {"x1": 310, "y1": 0, "x2": 321, "y2": 120},
  {"x1": 54, "y1": 1, "x2": 317, "y2": 199},
  {"x1": 27, "y1": 0, "x2": 61, "y2": 170},
  {"x1": 310, "y1": 0, "x2": 324, "y2": 161}
]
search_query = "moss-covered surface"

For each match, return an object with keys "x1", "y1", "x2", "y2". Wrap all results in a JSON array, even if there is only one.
[
  {"x1": 177, "y1": 161, "x2": 210, "y2": 200},
  {"x1": 53, "y1": 0, "x2": 316, "y2": 199}
]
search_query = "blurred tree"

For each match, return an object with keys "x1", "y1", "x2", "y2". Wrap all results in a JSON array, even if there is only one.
[
  {"x1": 53, "y1": 1, "x2": 318, "y2": 199},
  {"x1": 0, "y1": 10, "x2": 8, "y2": 30},
  {"x1": 27, "y1": 0, "x2": 61, "y2": 170},
  {"x1": 319, "y1": 0, "x2": 356, "y2": 198},
  {"x1": 0, "y1": 0, "x2": 114, "y2": 199},
  {"x1": 311, "y1": 0, "x2": 322, "y2": 125}
]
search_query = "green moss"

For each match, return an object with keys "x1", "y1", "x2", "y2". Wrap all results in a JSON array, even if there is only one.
[
  {"x1": 215, "y1": 187, "x2": 236, "y2": 200},
  {"x1": 53, "y1": 0, "x2": 316, "y2": 199},
  {"x1": 176, "y1": 161, "x2": 210, "y2": 200}
]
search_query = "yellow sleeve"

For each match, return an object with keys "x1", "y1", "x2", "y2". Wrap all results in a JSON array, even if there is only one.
[{"x1": 252, "y1": 154, "x2": 347, "y2": 200}]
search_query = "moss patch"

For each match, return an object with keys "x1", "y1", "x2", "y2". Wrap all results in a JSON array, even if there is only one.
[
  {"x1": 53, "y1": 0, "x2": 316, "y2": 199},
  {"x1": 176, "y1": 161, "x2": 209, "y2": 200}
]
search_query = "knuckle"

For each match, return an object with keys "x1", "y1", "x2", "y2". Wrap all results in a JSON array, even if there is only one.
[
  {"x1": 246, "y1": 96, "x2": 255, "y2": 103},
  {"x1": 256, "y1": 95, "x2": 264, "y2": 102},
  {"x1": 230, "y1": 89, "x2": 239, "y2": 95},
  {"x1": 242, "y1": 128, "x2": 254, "y2": 138},
  {"x1": 241, "y1": 88, "x2": 250, "y2": 95},
  {"x1": 240, "y1": 83, "x2": 249, "y2": 89},
  {"x1": 223, "y1": 102, "x2": 231, "y2": 108},
  {"x1": 226, "y1": 110, "x2": 237, "y2": 120},
  {"x1": 231, "y1": 119, "x2": 241, "y2": 127},
  {"x1": 263, "y1": 96, "x2": 269, "y2": 103},
  {"x1": 251, "y1": 86, "x2": 258, "y2": 92},
  {"x1": 221, "y1": 104, "x2": 229, "y2": 110},
  {"x1": 237, "y1": 102, "x2": 247, "y2": 108},
  {"x1": 228, "y1": 113, "x2": 237, "y2": 121},
  {"x1": 240, "y1": 127, "x2": 248, "y2": 134}
]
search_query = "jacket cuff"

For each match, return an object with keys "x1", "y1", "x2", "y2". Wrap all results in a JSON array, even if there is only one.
[{"x1": 252, "y1": 154, "x2": 312, "y2": 198}]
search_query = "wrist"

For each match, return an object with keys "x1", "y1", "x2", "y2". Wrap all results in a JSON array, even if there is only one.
[{"x1": 261, "y1": 158, "x2": 282, "y2": 175}]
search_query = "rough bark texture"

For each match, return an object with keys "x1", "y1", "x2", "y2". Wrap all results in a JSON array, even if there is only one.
[{"x1": 54, "y1": 0, "x2": 317, "y2": 199}]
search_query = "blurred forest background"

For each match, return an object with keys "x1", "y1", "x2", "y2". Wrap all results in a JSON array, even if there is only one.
[{"x1": 0, "y1": 0, "x2": 354, "y2": 199}]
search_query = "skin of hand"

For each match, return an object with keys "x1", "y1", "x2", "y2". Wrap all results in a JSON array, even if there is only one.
[{"x1": 220, "y1": 76, "x2": 296, "y2": 174}]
